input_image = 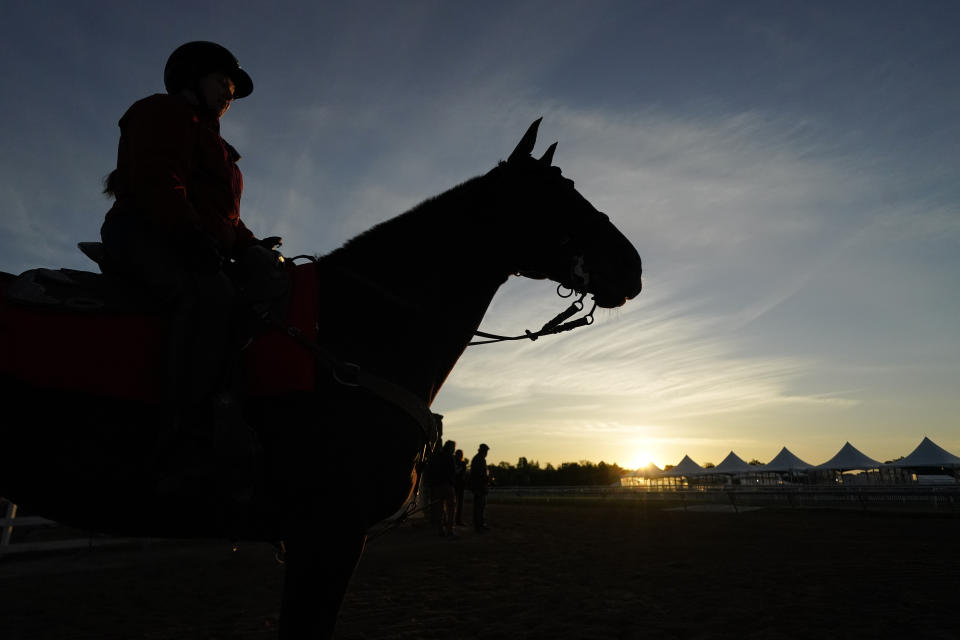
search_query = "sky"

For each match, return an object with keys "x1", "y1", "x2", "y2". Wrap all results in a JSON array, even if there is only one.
[{"x1": 2, "y1": 1, "x2": 958, "y2": 470}]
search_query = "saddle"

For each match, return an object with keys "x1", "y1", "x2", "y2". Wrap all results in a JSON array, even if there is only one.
[
  {"x1": 0, "y1": 245, "x2": 319, "y2": 403},
  {"x1": 4, "y1": 264, "x2": 169, "y2": 314}
]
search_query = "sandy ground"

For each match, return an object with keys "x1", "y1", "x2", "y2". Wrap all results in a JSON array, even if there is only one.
[{"x1": 1, "y1": 500, "x2": 958, "y2": 639}]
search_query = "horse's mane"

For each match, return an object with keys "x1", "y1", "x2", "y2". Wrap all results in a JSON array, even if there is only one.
[{"x1": 327, "y1": 173, "x2": 489, "y2": 263}]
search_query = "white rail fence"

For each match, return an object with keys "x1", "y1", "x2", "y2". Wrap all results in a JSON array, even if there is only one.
[
  {"x1": 1, "y1": 498, "x2": 133, "y2": 557},
  {"x1": 487, "y1": 485, "x2": 960, "y2": 513}
]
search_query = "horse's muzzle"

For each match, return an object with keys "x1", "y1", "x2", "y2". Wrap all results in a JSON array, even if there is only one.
[{"x1": 585, "y1": 223, "x2": 642, "y2": 308}]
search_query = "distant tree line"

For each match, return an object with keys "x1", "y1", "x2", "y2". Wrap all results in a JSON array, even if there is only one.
[{"x1": 482, "y1": 457, "x2": 627, "y2": 487}]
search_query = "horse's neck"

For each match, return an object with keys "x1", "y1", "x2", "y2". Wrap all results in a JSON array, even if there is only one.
[{"x1": 317, "y1": 174, "x2": 509, "y2": 403}]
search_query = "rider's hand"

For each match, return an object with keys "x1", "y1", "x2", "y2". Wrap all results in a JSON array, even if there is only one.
[{"x1": 257, "y1": 236, "x2": 282, "y2": 251}]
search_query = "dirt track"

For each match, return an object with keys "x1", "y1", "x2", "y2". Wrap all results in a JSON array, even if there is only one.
[{"x1": 2, "y1": 501, "x2": 958, "y2": 639}]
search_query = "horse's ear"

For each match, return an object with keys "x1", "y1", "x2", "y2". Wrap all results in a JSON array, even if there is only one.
[
  {"x1": 508, "y1": 117, "x2": 542, "y2": 163},
  {"x1": 539, "y1": 142, "x2": 557, "y2": 166}
]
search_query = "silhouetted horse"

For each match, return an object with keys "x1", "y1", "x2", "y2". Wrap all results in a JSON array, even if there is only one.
[{"x1": 0, "y1": 119, "x2": 642, "y2": 638}]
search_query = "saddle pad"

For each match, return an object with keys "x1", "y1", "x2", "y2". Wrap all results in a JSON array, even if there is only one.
[
  {"x1": 242, "y1": 263, "x2": 318, "y2": 396},
  {"x1": 0, "y1": 263, "x2": 318, "y2": 402},
  {"x1": 4, "y1": 267, "x2": 167, "y2": 314}
]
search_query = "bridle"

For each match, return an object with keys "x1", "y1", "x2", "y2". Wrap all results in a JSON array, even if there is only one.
[{"x1": 469, "y1": 206, "x2": 608, "y2": 346}]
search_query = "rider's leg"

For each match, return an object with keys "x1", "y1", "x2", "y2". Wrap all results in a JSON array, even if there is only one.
[{"x1": 102, "y1": 214, "x2": 262, "y2": 532}]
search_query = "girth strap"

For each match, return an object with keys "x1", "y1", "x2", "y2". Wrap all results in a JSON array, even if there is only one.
[{"x1": 277, "y1": 321, "x2": 439, "y2": 449}]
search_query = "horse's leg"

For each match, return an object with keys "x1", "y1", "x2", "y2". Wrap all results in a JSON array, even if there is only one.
[{"x1": 279, "y1": 525, "x2": 366, "y2": 639}]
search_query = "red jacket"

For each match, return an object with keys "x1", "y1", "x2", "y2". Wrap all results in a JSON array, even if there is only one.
[{"x1": 104, "y1": 93, "x2": 255, "y2": 255}]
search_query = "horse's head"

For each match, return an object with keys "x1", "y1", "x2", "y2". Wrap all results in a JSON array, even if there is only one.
[{"x1": 489, "y1": 118, "x2": 642, "y2": 309}]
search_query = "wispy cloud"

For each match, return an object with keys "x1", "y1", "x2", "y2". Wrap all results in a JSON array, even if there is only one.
[{"x1": 442, "y1": 290, "x2": 855, "y2": 417}]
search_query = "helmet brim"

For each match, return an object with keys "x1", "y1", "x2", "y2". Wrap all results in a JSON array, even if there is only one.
[{"x1": 230, "y1": 68, "x2": 253, "y2": 99}]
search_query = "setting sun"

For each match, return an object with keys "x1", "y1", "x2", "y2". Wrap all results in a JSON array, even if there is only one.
[{"x1": 625, "y1": 452, "x2": 657, "y2": 470}]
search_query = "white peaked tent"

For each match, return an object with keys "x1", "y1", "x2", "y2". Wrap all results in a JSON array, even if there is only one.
[
  {"x1": 623, "y1": 462, "x2": 663, "y2": 478},
  {"x1": 709, "y1": 451, "x2": 756, "y2": 474},
  {"x1": 889, "y1": 437, "x2": 960, "y2": 468},
  {"x1": 619, "y1": 462, "x2": 664, "y2": 487},
  {"x1": 815, "y1": 442, "x2": 882, "y2": 471},
  {"x1": 635, "y1": 462, "x2": 664, "y2": 478},
  {"x1": 761, "y1": 447, "x2": 814, "y2": 472},
  {"x1": 662, "y1": 455, "x2": 705, "y2": 477}
]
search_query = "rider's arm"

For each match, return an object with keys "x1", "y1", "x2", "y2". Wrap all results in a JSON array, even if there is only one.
[
  {"x1": 118, "y1": 95, "x2": 205, "y2": 241},
  {"x1": 233, "y1": 214, "x2": 256, "y2": 252}
]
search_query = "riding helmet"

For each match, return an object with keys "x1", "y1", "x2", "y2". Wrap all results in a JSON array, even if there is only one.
[{"x1": 163, "y1": 41, "x2": 253, "y2": 99}]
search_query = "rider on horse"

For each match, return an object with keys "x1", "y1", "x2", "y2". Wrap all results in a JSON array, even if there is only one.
[{"x1": 99, "y1": 41, "x2": 283, "y2": 510}]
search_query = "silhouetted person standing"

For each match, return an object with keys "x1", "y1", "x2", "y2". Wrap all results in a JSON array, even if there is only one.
[
  {"x1": 427, "y1": 440, "x2": 458, "y2": 537},
  {"x1": 420, "y1": 414, "x2": 444, "y2": 527},
  {"x1": 453, "y1": 448, "x2": 467, "y2": 526},
  {"x1": 469, "y1": 444, "x2": 491, "y2": 531}
]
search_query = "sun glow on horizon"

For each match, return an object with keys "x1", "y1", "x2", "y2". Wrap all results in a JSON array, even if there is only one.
[{"x1": 624, "y1": 451, "x2": 659, "y2": 471}]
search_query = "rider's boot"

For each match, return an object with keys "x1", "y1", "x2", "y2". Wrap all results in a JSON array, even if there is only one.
[
  {"x1": 148, "y1": 274, "x2": 265, "y2": 536},
  {"x1": 209, "y1": 339, "x2": 266, "y2": 536}
]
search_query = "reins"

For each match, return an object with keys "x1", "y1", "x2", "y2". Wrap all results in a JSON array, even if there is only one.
[
  {"x1": 469, "y1": 289, "x2": 596, "y2": 345},
  {"x1": 469, "y1": 249, "x2": 600, "y2": 346}
]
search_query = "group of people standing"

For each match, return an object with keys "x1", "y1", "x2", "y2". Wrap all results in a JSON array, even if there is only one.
[{"x1": 424, "y1": 440, "x2": 492, "y2": 537}]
